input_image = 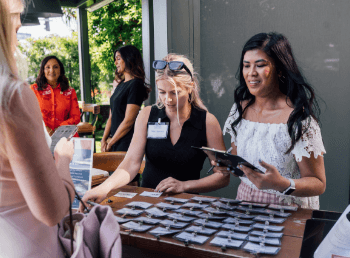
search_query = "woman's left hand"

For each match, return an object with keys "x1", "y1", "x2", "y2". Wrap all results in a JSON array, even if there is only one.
[
  {"x1": 155, "y1": 177, "x2": 186, "y2": 193},
  {"x1": 105, "y1": 138, "x2": 113, "y2": 152},
  {"x1": 239, "y1": 160, "x2": 289, "y2": 192},
  {"x1": 105, "y1": 143, "x2": 112, "y2": 152}
]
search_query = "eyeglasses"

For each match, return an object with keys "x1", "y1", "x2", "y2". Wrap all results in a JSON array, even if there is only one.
[{"x1": 152, "y1": 60, "x2": 193, "y2": 80}]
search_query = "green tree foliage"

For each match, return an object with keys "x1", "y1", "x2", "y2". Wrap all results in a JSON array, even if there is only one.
[
  {"x1": 19, "y1": 0, "x2": 142, "y2": 104},
  {"x1": 88, "y1": 0, "x2": 142, "y2": 101},
  {"x1": 19, "y1": 33, "x2": 81, "y2": 99}
]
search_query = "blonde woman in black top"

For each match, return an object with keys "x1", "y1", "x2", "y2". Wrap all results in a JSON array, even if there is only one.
[{"x1": 80, "y1": 54, "x2": 229, "y2": 209}]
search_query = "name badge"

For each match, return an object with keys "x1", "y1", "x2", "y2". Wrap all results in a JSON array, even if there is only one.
[{"x1": 147, "y1": 120, "x2": 169, "y2": 139}]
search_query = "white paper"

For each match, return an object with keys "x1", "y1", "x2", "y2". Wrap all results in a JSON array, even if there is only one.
[
  {"x1": 140, "y1": 191, "x2": 163, "y2": 197},
  {"x1": 314, "y1": 205, "x2": 350, "y2": 258},
  {"x1": 70, "y1": 138, "x2": 94, "y2": 209},
  {"x1": 114, "y1": 192, "x2": 138, "y2": 198}
]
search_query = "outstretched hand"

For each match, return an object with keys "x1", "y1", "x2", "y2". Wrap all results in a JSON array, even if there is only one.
[
  {"x1": 78, "y1": 186, "x2": 109, "y2": 213},
  {"x1": 155, "y1": 177, "x2": 186, "y2": 193},
  {"x1": 239, "y1": 159, "x2": 289, "y2": 192}
]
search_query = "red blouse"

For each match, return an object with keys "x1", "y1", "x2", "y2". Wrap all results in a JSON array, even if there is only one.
[{"x1": 30, "y1": 83, "x2": 81, "y2": 131}]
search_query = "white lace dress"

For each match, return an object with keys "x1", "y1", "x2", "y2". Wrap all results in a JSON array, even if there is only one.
[{"x1": 223, "y1": 103, "x2": 326, "y2": 209}]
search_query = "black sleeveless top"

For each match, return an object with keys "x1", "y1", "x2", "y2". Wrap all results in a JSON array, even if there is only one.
[{"x1": 141, "y1": 105, "x2": 208, "y2": 189}]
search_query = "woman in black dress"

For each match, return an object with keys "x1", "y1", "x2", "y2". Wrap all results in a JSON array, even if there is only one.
[
  {"x1": 101, "y1": 45, "x2": 151, "y2": 152},
  {"x1": 80, "y1": 54, "x2": 230, "y2": 208}
]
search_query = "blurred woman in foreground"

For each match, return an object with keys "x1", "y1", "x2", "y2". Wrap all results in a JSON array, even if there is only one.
[{"x1": 0, "y1": 0, "x2": 75, "y2": 257}]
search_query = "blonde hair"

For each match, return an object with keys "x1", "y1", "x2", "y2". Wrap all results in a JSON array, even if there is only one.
[
  {"x1": 0, "y1": 0, "x2": 18, "y2": 74},
  {"x1": 155, "y1": 54, "x2": 207, "y2": 112},
  {"x1": 0, "y1": 0, "x2": 24, "y2": 155}
]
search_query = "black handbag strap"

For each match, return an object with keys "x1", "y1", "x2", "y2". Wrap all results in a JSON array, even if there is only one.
[{"x1": 66, "y1": 189, "x2": 74, "y2": 256}]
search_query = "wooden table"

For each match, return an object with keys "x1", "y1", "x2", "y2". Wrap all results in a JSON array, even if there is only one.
[{"x1": 100, "y1": 186, "x2": 312, "y2": 258}]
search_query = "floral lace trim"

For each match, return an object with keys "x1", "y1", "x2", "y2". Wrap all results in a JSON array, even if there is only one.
[
  {"x1": 291, "y1": 117, "x2": 326, "y2": 162},
  {"x1": 223, "y1": 103, "x2": 326, "y2": 160}
]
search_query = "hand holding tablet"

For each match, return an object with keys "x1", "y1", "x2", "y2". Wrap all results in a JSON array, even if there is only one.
[{"x1": 192, "y1": 146, "x2": 264, "y2": 176}]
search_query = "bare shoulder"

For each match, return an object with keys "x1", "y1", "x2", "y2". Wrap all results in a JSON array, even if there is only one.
[
  {"x1": 136, "y1": 105, "x2": 152, "y2": 124},
  {"x1": 241, "y1": 100, "x2": 249, "y2": 109},
  {"x1": 205, "y1": 111, "x2": 225, "y2": 149},
  {"x1": 206, "y1": 112, "x2": 221, "y2": 129},
  {"x1": 282, "y1": 98, "x2": 295, "y2": 118}
]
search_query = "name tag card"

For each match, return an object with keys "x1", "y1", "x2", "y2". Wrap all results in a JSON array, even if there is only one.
[
  {"x1": 148, "y1": 226, "x2": 181, "y2": 237},
  {"x1": 185, "y1": 225, "x2": 218, "y2": 236},
  {"x1": 243, "y1": 242, "x2": 281, "y2": 255},
  {"x1": 197, "y1": 213, "x2": 226, "y2": 221},
  {"x1": 247, "y1": 235, "x2": 281, "y2": 246},
  {"x1": 160, "y1": 219, "x2": 189, "y2": 229},
  {"x1": 203, "y1": 207, "x2": 228, "y2": 215},
  {"x1": 145, "y1": 207, "x2": 169, "y2": 218},
  {"x1": 164, "y1": 197, "x2": 189, "y2": 204},
  {"x1": 147, "y1": 122, "x2": 169, "y2": 139},
  {"x1": 156, "y1": 202, "x2": 182, "y2": 210},
  {"x1": 212, "y1": 201, "x2": 236, "y2": 211},
  {"x1": 121, "y1": 221, "x2": 154, "y2": 232},
  {"x1": 250, "y1": 230, "x2": 283, "y2": 238},
  {"x1": 191, "y1": 196, "x2": 217, "y2": 203},
  {"x1": 114, "y1": 192, "x2": 138, "y2": 199},
  {"x1": 114, "y1": 216, "x2": 131, "y2": 224},
  {"x1": 210, "y1": 237, "x2": 244, "y2": 249},
  {"x1": 221, "y1": 223, "x2": 253, "y2": 232},
  {"x1": 227, "y1": 211, "x2": 257, "y2": 219},
  {"x1": 219, "y1": 198, "x2": 242, "y2": 205},
  {"x1": 252, "y1": 223, "x2": 284, "y2": 232},
  {"x1": 167, "y1": 213, "x2": 197, "y2": 222},
  {"x1": 222, "y1": 217, "x2": 254, "y2": 225},
  {"x1": 174, "y1": 232, "x2": 210, "y2": 245},
  {"x1": 125, "y1": 201, "x2": 153, "y2": 209},
  {"x1": 132, "y1": 217, "x2": 162, "y2": 225},
  {"x1": 193, "y1": 219, "x2": 223, "y2": 229},
  {"x1": 176, "y1": 208, "x2": 203, "y2": 216},
  {"x1": 140, "y1": 191, "x2": 163, "y2": 198},
  {"x1": 216, "y1": 230, "x2": 249, "y2": 240},
  {"x1": 115, "y1": 208, "x2": 144, "y2": 217}
]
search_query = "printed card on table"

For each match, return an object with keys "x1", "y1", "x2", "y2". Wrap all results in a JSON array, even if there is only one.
[
  {"x1": 69, "y1": 138, "x2": 94, "y2": 209},
  {"x1": 114, "y1": 192, "x2": 138, "y2": 198},
  {"x1": 140, "y1": 191, "x2": 163, "y2": 197}
]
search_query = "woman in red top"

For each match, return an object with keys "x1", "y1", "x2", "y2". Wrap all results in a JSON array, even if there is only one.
[{"x1": 30, "y1": 56, "x2": 80, "y2": 135}]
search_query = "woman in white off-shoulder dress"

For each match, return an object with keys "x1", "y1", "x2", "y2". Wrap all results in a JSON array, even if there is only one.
[{"x1": 215, "y1": 32, "x2": 326, "y2": 210}]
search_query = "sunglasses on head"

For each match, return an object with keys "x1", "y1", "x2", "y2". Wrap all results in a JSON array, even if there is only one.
[{"x1": 152, "y1": 60, "x2": 193, "y2": 80}]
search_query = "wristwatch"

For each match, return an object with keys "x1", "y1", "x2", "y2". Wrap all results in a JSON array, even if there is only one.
[{"x1": 282, "y1": 178, "x2": 296, "y2": 195}]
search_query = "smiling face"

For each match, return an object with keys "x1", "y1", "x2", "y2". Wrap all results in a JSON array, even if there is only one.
[
  {"x1": 115, "y1": 51, "x2": 126, "y2": 74},
  {"x1": 242, "y1": 49, "x2": 280, "y2": 97},
  {"x1": 44, "y1": 59, "x2": 61, "y2": 86},
  {"x1": 157, "y1": 80, "x2": 190, "y2": 111}
]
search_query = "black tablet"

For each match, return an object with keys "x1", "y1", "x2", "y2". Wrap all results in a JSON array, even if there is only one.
[{"x1": 192, "y1": 146, "x2": 264, "y2": 176}]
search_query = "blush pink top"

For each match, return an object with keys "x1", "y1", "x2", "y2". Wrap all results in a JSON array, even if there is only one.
[{"x1": 0, "y1": 84, "x2": 65, "y2": 257}]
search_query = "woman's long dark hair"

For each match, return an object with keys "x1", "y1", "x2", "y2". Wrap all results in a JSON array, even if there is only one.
[
  {"x1": 232, "y1": 32, "x2": 320, "y2": 153},
  {"x1": 114, "y1": 45, "x2": 151, "y2": 100},
  {"x1": 35, "y1": 56, "x2": 69, "y2": 91}
]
